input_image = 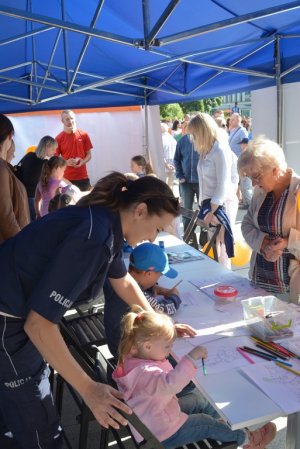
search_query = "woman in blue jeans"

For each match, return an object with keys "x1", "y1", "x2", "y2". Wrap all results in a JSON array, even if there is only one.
[{"x1": 113, "y1": 308, "x2": 277, "y2": 449}]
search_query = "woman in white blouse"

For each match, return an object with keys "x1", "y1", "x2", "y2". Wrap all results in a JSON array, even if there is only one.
[{"x1": 188, "y1": 113, "x2": 236, "y2": 267}]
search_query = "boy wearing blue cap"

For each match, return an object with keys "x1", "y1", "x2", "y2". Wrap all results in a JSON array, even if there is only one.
[{"x1": 104, "y1": 242, "x2": 182, "y2": 358}]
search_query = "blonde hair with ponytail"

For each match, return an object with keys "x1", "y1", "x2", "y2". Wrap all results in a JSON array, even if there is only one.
[{"x1": 118, "y1": 306, "x2": 176, "y2": 364}]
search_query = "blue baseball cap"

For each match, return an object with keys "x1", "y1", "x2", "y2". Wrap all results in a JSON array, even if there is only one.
[{"x1": 131, "y1": 243, "x2": 177, "y2": 279}]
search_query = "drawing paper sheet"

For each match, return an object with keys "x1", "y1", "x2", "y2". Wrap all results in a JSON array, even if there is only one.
[
  {"x1": 288, "y1": 304, "x2": 300, "y2": 338},
  {"x1": 175, "y1": 292, "x2": 249, "y2": 341},
  {"x1": 241, "y1": 361, "x2": 300, "y2": 414},
  {"x1": 190, "y1": 273, "x2": 267, "y2": 302},
  {"x1": 195, "y1": 370, "x2": 282, "y2": 429},
  {"x1": 174, "y1": 334, "x2": 257, "y2": 375},
  {"x1": 285, "y1": 336, "x2": 300, "y2": 356},
  {"x1": 200, "y1": 335, "x2": 262, "y2": 374}
]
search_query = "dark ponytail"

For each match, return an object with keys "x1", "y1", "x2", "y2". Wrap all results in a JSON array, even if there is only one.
[{"x1": 77, "y1": 171, "x2": 180, "y2": 217}]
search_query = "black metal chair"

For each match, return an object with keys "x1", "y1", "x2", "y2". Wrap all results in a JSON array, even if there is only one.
[
  {"x1": 56, "y1": 323, "x2": 237, "y2": 449},
  {"x1": 180, "y1": 206, "x2": 221, "y2": 261}
]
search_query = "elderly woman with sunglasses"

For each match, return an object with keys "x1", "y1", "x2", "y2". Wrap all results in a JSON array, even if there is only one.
[{"x1": 238, "y1": 135, "x2": 300, "y2": 302}]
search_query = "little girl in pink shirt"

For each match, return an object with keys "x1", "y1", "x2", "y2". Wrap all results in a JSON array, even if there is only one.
[{"x1": 113, "y1": 308, "x2": 277, "y2": 449}]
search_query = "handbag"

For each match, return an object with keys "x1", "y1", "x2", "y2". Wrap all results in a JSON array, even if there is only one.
[{"x1": 13, "y1": 155, "x2": 26, "y2": 182}]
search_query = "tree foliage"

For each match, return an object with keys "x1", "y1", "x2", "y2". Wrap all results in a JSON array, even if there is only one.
[
  {"x1": 160, "y1": 103, "x2": 184, "y2": 120},
  {"x1": 160, "y1": 97, "x2": 223, "y2": 120}
]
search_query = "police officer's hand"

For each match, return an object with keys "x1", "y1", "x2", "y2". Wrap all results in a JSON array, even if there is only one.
[{"x1": 82, "y1": 381, "x2": 132, "y2": 429}]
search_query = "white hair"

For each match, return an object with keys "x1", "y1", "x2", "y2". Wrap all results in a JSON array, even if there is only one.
[{"x1": 237, "y1": 135, "x2": 287, "y2": 175}]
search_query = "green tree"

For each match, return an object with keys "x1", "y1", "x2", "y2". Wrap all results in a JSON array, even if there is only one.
[
  {"x1": 180, "y1": 97, "x2": 223, "y2": 115},
  {"x1": 159, "y1": 97, "x2": 223, "y2": 120},
  {"x1": 159, "y1": 103, "x2": 183, "y2": 121}
]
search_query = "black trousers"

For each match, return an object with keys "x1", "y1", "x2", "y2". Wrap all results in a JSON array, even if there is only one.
[{"x1": 0, "y1": 316, "x2": 63, "y2": 449}]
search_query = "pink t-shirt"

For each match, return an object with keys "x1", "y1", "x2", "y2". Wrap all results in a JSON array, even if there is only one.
[{"x1": 37, "y1": 178, "x2": 68, "y2": 216}]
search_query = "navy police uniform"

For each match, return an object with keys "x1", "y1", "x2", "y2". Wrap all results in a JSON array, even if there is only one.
[{"x1": 0, "y1": 205, "x2": 126, "y2": 449}]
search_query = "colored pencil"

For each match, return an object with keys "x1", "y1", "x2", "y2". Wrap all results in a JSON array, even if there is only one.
[
  {"x1": 275, "y1": 362, "x2": 300, "y2": 377},
  {"x1": 269, "y1": 341, "x2": 294, "y2": 357},
  {"x1": 251, "y1": 336, "x2": 293, "y2": 359},
  {"x1": 240, "y1": 347, "x2": 272, "y2": 361},
  {"x1": 237, "y1": 347, "x2": 255, "y2": 364},
  {"x1": 171, "y1": 279, "x2": 183, "y2": 290},
  {"x1": 202, "y1": 358, "x2": 207, "y2": 376},
  {"x1": 241, "y1": 347, "x2": 293, "y2": 366},
  {"x1": 271, "y1": 342, "x2": 299, "y2": 359},
  {"x1": 255, "y1": 343, "x2": 289, "y2": 360}
]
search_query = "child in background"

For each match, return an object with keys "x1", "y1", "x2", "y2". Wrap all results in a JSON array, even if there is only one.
[
  {"x1": 113, "y1": 308, "x2": 277, "y2": 449},
  {"x1": 48, "y1": 193, "x2": 72, "y2": 213},
  {"x1": 34, "y1": 156, "x2": 70, "y2": 218},
  {"x1": 104, "y1": 242, "x2": 182, "y2": 359},
  {"x1": 130, "y1": 155, "x2": 155, "y2": 177}
]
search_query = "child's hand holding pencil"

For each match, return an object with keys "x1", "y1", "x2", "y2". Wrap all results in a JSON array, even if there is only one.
[
  {"x1": 154, "y1": 280, "x2": 182, "y2": 298},
  {"x1": 188, "y1": 345, "x2": 208, "y2": 361},
  {"x1": 187, "y1": 345, "x2": 208, "y2": 376}
]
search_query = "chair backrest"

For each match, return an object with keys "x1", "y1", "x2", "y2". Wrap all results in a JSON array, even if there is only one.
[
  {"x1": 180, "y1": 206, "x2": 221, "y2": 261},
  {"x1": 72, "y1": 345, "x2": 165, "y2": 449}
]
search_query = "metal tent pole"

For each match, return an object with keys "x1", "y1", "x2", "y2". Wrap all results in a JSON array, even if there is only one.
[
  {"x1": 275, "y1": 35, "x2": 283, "y2": 146},
  {"x1": 144, "y1": 88, "x2": 149, "y2": 160}
]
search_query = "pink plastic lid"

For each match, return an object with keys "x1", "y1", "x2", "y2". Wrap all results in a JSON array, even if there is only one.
[{"x1": 214, "y1": 285, "x2": 238, "y2": 298}]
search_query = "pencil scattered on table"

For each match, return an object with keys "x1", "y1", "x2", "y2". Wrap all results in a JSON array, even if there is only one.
[
  {"x1": 236, "y1": 347, "x2": 255, "y2": 364},
  {"x1": 255, "y1": 342, "x2": 289, "y2": 360},
  {"x1": 238, "y1": 346, "x2": 293, "y2": 366},
  {"x1": 251, "y1": 336, "x2": 300, "y2": 359},
  {"x1": 275, "y1": 362, "x2": 300, "y2": 377},
  {"x1": 202, "y1": 358, "x2": 207, "y2": 376},
  {"x1": 171, "y1": 279, "x2": 183, "y2": 290}
]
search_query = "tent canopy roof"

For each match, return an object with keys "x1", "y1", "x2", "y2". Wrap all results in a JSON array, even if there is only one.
[{"x1": 1, "y1": 0, "x2": 300, "y2": 113}]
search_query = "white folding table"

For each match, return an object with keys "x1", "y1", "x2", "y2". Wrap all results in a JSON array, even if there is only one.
[{"x1": 155, "y1": 233, "x2": 300, "y2": 449}]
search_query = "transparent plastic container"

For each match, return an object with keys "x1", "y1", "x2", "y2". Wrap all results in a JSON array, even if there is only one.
[
  {"x1": 213, "y1": 285, "x2": 238, "y2": 307},
  {"x1": 241, "y1": 295, "x2": 294, "y2": 341}
]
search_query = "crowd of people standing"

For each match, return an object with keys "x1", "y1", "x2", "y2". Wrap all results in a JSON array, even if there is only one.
[{"x1": 163, "y1": 108, "x2": 300, "y2": 301}]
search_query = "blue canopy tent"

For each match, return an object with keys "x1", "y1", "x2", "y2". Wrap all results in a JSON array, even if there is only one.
[{"x1": 1, "y1": 0, "x2": 300, "y2": 144}]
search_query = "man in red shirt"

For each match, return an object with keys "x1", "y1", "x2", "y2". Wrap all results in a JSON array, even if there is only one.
[{"x1": 56, "y1": 110, "x2": 93, "y2": 191}]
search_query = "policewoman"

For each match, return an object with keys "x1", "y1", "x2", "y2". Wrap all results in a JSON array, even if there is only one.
[{"x1": 0, "y1": 171, "x2": 185, "y2": 449}]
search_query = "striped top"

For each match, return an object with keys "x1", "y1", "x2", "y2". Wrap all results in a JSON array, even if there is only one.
[{"x1": 252, "y1": 187, "x2": 295, "y2": 293}]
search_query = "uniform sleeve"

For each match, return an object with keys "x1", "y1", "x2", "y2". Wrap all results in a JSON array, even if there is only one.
[
  {"x1": 107, "y1": 250, "x2": 127, "y2": 279},
  {"x1": 0, "y1": 164, "x2": 22, "y2": 240},
  {"x1": 27, "y1": 236, "x2": 108, "y2": 323}
]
